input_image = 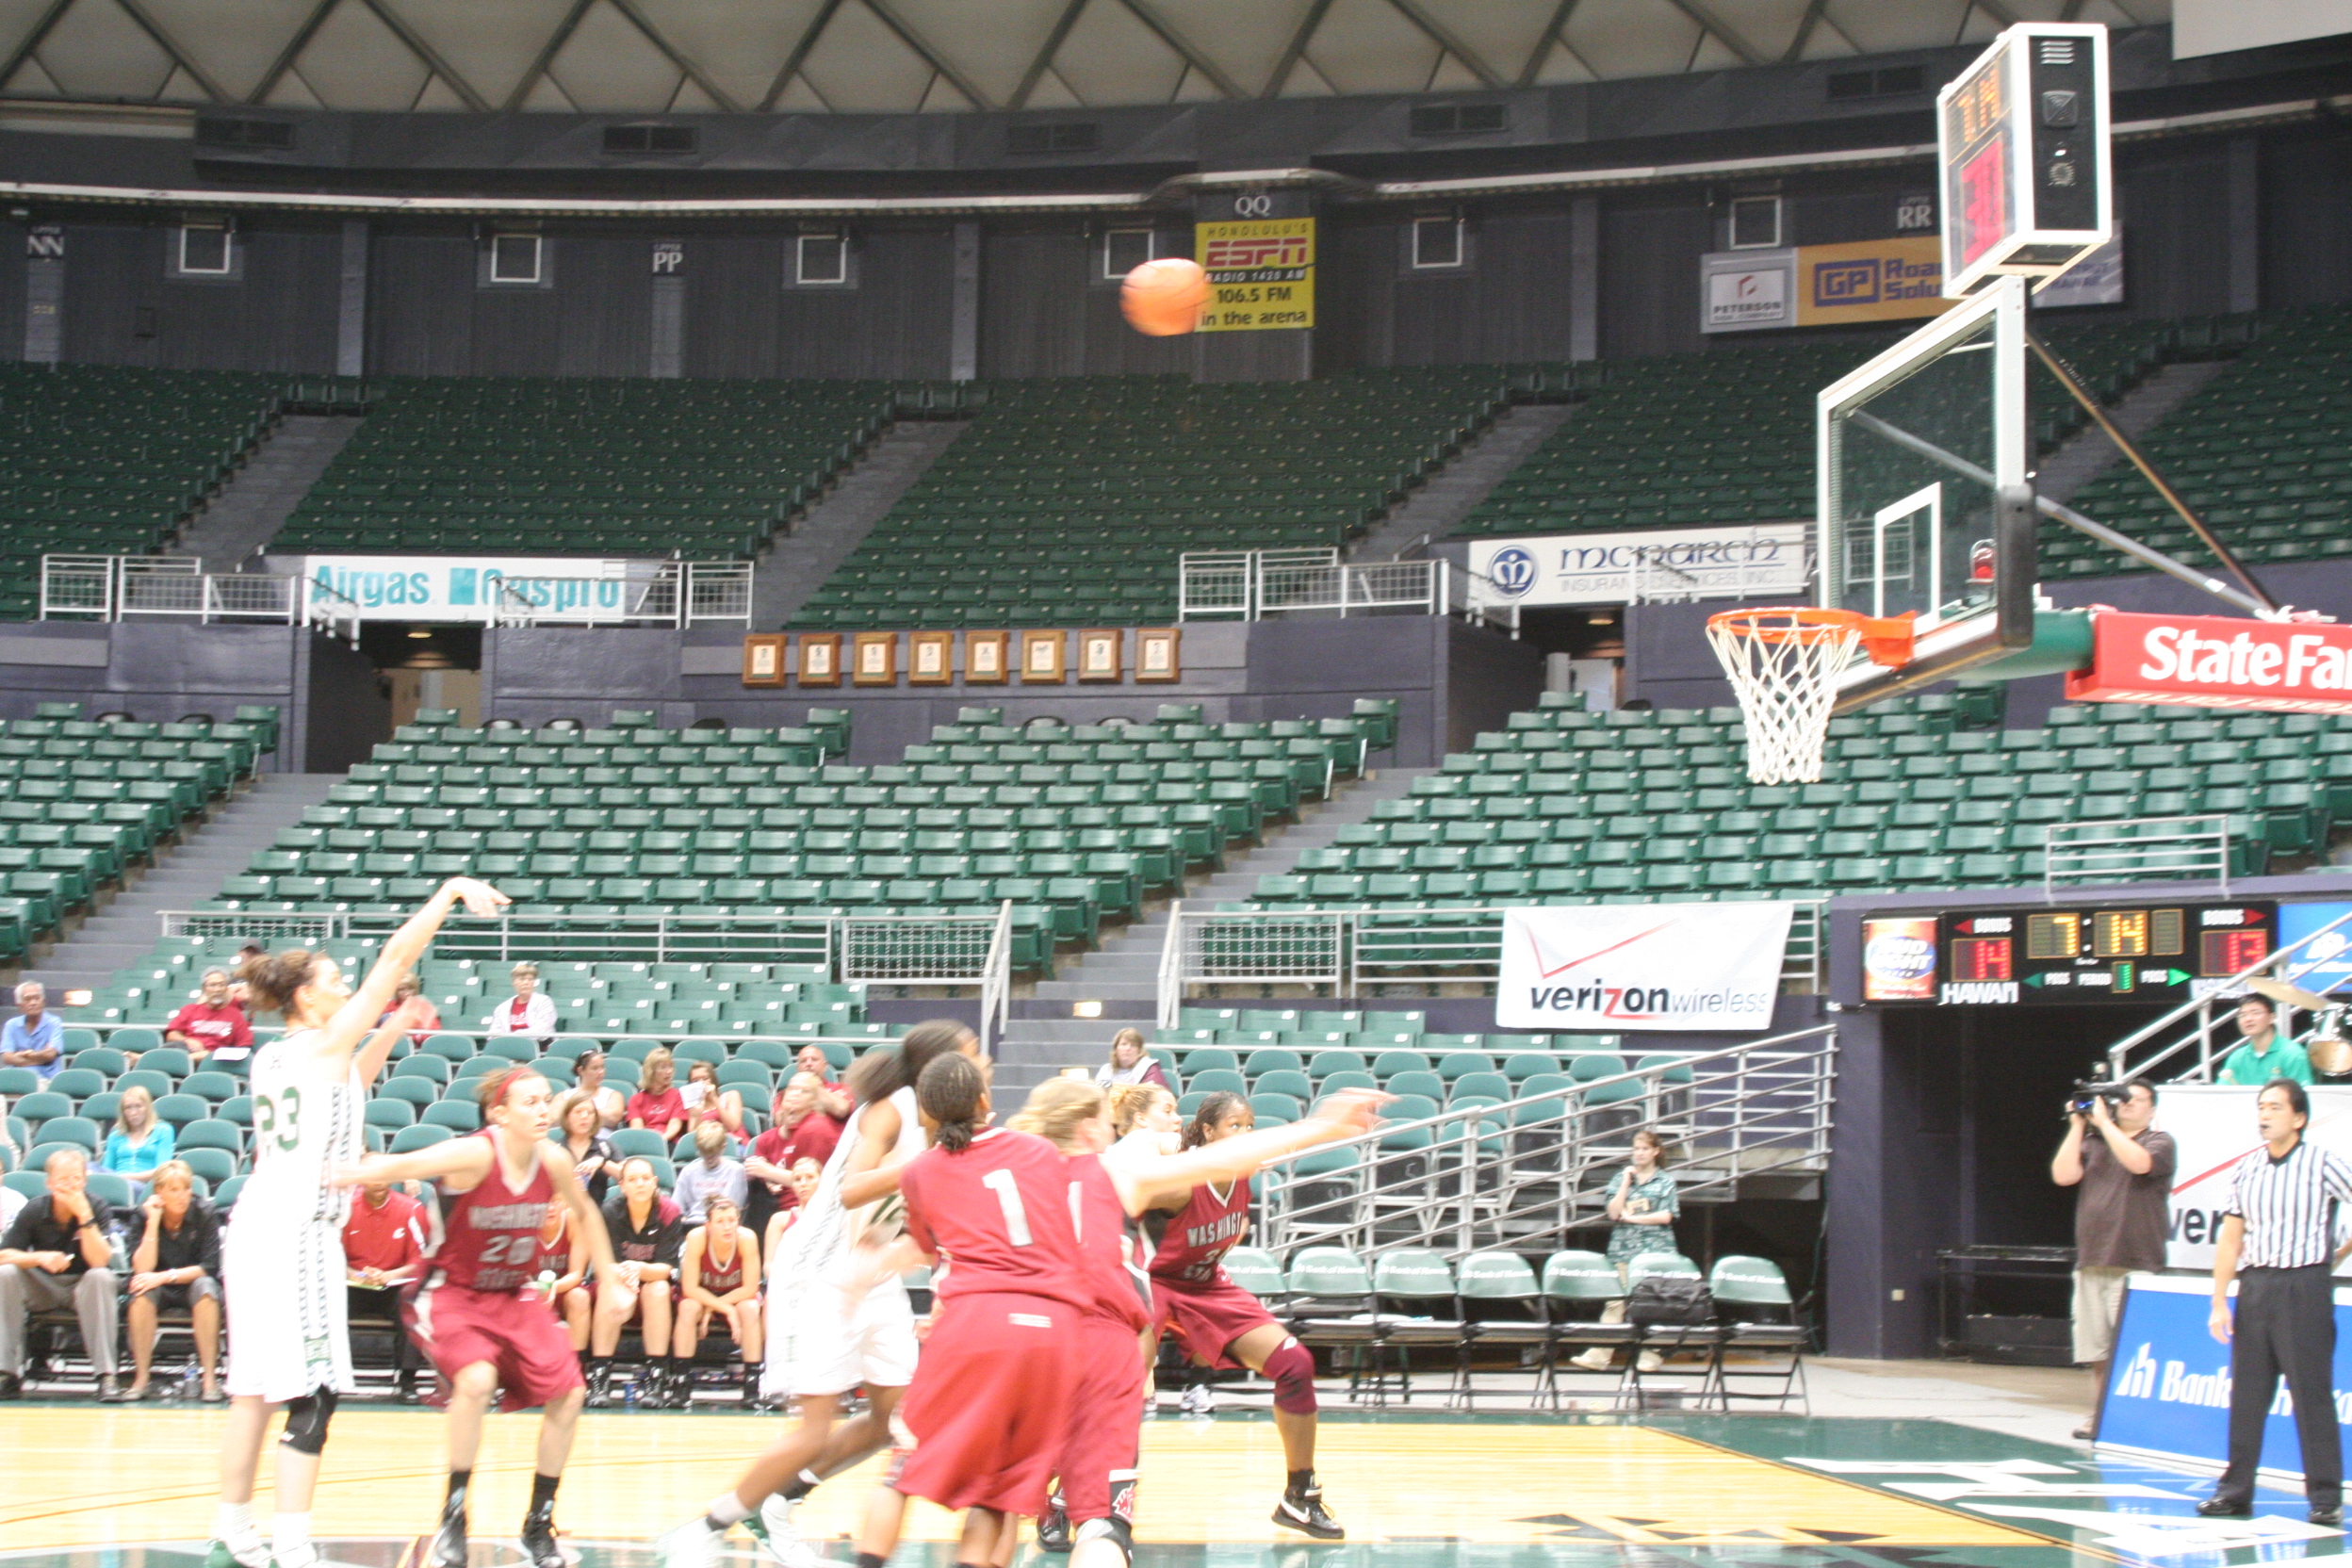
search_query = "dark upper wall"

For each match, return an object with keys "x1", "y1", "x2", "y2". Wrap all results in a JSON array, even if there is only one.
[{"x1": 58, "y1": 219, "x2": 340, "y2": 372}]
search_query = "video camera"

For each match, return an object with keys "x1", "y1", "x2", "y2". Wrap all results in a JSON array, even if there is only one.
[{"x1": 2067, "y1": 1078, "x2": 2131, "y2": 1118}]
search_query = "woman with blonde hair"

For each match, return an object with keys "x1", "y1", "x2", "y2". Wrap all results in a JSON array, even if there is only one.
[
  {"x1": 125, "y1": 1158, "x2": 222, "y2": 1400},
  {"x1": 101, "y1": 1084, "x2": 175, "y2": 1186},
  {"x1": 627, "y1": 1048, "x2": 687, "y2": 1145},
  {"x1": 1106, "y1": 1082, "x2": 1179, "y2": 1158}
]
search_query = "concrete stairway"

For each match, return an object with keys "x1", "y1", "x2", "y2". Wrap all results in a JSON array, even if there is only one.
[
  {"x1": 24, "y1": 774, "x2": 342, "y2": 999},
  {"x1": 751, "y1": 418, "x2": 970, "y2": 630},
  {"x1": 991, "y1": 768, "x2": 1432, "y2": 1090},
  {"x1": 174, "y1": 415, "x2": 362, "y2": 569},
  {"x1": 2034, "y1": 361, "x2": 2230, "y2": 504},
  {"x1": 1349, "y1": 404, "x2": 1574, "y2": 563}
]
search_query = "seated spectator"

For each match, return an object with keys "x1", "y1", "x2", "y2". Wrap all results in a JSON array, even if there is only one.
[
  {"x1": 760, "y1": 1158, "x2": 824, "y2": 1262},
  {"x1": 626, "y1": 1048, "x2": 686, "y2": 1146},
  {"x1": 123, "y1": 1159, "x2": 222, "y2": 1400},
  {"x1": 226, "y1": 941, "x2": 265, "y2": 1008},
  {"x1": 0, "y1": 1148, "x2": 122, "y2": 1399},
  {"x1": 675, "y1": 1198, "x2": 761, "y2": 1401},
  {"x1": 678, "y1": 1059, "x2": 743, "y2": 1138},
  {"x1": 553, "y1": 1088, "x2": 619, "y2": 1206},
  {"x1": 573, "y1": 1049, "x2": 627, "y2": 1130},
  {"x1": 380, "y1": 975, "x2": 440, "y2": 1051},
  {"x1": 99, "y1": 1086, "x2": 176, "y2": 1187},
  {"x1": 341, "y1": 1174, "x2": 428, "y2": 1399},
  {"x1": 482, "y1": 961, "x2": 556, "y2": 1043},
  {"x1": 2215, "y1": 994, "x2": 2314, "y2": 1086},
  {"x1": 162, "y1": 969, "x2": 253, "y2": 1070},
  {"x1": 672, "y1": 1121, "x2": 746, "y2": 1224},
  {"x1": 534, "y1": 1199, "x2": 594, "y2": 1366},
  {"x1": 744, "y1": 1072, "x2": 841, "y2": 1236},
  {"x1": 793, "y1": 1042, "x2": 853, "y2": 1119},
  {"x1": 591, "y1": 1156, "x2": 684, "y2": 1409},
  {"x1": 0, "y1": 984, "x2": 61, "y2": 1082},
  {"x1": 1095, "y1": 1027, "x2": 1171, "y2": 1089}
]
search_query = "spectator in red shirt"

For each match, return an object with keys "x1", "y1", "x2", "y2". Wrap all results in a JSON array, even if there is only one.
[
  {"x1": 161, "y1": 970, "x2": 253, "y2": 1070},
  {"x1": 627, "y1": 1048, "x2": 687, "y2": 1146},
  {"x1": 792, "y1": 1042, "x2": 853, "y2": 1119},
  {"x1": 341, "y1": 1176, "x2": 428, "y2": 1398},
  {"x1": 378, "y1": 975, "x2": 440, "y2": 1050},
  {"x1": 743, "y1": 1071, "x2": 842, "y2": 1237}
]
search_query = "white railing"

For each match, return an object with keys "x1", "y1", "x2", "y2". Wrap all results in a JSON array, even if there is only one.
[
  {"x1": 2107, "y1": 906, "x2": 2352, "y2": 1082},
  {"x1": 493, "y1": 561, "x2": 752, "y2": 629},
  {"x1": 1177, "y1": 547, "x2": 1517, "y2": 634},
  {"x1": 1157, "y1": 900, "x2": 1824, "y2": 1025},
  {"x1": 835, "y1": 903, "x2": 1014, "y2": 1054},
  {"x1": 1248, "y1": 1024, "x2": 1837, "y2": 1261},
  {"x1": 41, "y1": 555, "x2": 361, "y2": 645},
  {"x1": 2045, "y1": 813, "x2": 2240, "y2": 894}
]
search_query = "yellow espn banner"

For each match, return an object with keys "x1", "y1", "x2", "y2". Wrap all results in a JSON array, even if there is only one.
[
  {"x1": 1195, "y1": 217, "x2": 1315, "y2": 332},
  {"x1": 1795, "y1": 236, "x2": 1951, "y2": 325}
]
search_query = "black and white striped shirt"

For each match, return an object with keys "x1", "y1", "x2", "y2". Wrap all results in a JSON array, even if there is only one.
[{"x1": 2225, "y1": 1138, "x2": 2352, "y2": 1268}]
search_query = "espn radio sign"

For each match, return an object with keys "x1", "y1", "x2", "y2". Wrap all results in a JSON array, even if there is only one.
[
  {"x1": 2066, "y1": 611, "x2": 2352, "y2": 714},
  {"x1": 1201, "y1": 230, "x2": 1310, "y2": 271}
]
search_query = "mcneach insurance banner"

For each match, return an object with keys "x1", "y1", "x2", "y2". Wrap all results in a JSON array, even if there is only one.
[{"x1": 1496, "y1": 903, "x2": 1792, "y2": 1032}]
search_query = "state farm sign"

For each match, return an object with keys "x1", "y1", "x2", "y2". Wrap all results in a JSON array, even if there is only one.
[{"x1": 2066, "y1": 611, "x2": 2352, "y2": 714}]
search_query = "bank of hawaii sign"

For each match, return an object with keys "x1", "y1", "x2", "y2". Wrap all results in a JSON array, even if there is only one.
[{"x1": 1468, "y1": 525, "x2": 1807, "y2": 609}]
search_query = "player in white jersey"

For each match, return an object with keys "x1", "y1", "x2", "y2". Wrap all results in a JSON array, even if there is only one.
[
  {"x1": 208, "y1": 877, "x2": 509, "y2": 1568},
  {"x1": 661, "y1": 1021, "x2": 979, "y2": 1568}
]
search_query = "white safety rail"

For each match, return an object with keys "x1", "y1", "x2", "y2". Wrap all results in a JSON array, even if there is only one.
[
  {"x1": 41, "y1": 554, "x2": 362, "y2": 644},
  {"x1": 2045, "y1": 813, "x2": 2241, "y2": 894},
  {"x1": 158, "y1": 903, "x2": 1011, "y2": 1052},
  {"x1": 1178, "y1": 547, "x2": 1517, "y2": 633},
  {"x1": 493, "y1": 561, "x2": 752, "y2": 629},
  {"x1": 2106, "y1": 906, "x2": 2352, "y2": 1083},
  {"x1": 1249, "y1": 1024, "x2": 1837, "y2": 1261},
  {"x1": 1158, "y1": 901, "x2": 1824, "y2": 1025}
]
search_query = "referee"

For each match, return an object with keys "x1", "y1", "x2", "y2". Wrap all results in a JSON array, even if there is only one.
[{"x1": 2203, "y1": 1078, "x2": 2352, "y2": 1524}]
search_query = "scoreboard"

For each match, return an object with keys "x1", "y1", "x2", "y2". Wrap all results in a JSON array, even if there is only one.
[
  {"x1": 1863, "y1": 901, "x2": 2276, "y2": 1005},
  {"x1": 1937, "y1": 22, "x2": 2112, "y2": 298}
]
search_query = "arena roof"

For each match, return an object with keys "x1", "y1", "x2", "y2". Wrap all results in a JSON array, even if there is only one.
[{"x1": 0, "y1": 0, "x2": 2168, "y2": 117}]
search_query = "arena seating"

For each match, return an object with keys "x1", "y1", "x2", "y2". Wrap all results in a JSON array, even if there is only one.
[
  {"x1": 272, "y1": 378, "x2": 906, "y2": 560},
  {"x1": 789, "y1": 369, "x2": 1506, "y2": 629},
  {"x1": 0, "y1": 704, "x2": 274, "y2": 957},
  {"x1": 2049, "y1": 304, "x2": 2352, "y2": 578},
  {"x1": 1238, "y1": 693, "x2": 2348, "y2": 906},
  {"x1": 0, "y1": 365, "x2": 293, "y2": 618}
]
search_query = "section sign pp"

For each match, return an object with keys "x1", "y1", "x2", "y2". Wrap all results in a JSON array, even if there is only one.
[{"x1": 1496, "y1": 903, "x2": 1792, "y2": 1032}]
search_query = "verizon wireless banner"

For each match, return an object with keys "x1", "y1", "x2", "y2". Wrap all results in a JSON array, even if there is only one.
[
  {"x1": 2066, "y1": 611, "x2": 2352, "y2": 714},
  {"x1": 1495, "y1": 904, "x2": 1793, "y2": 1032}
]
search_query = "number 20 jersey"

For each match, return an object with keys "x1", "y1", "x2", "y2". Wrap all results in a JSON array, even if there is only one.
[{"x1": 428, "y1": 1130, "x2": 558, "y2": 1293}]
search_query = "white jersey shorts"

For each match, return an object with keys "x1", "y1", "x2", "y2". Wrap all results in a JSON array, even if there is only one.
[
  {"x1": 792, "y1": 1275, "x2": 918, "y2": 1396},
  {"x1": 222, "y1": 1208, "x2": 354, "y2": 1402}
]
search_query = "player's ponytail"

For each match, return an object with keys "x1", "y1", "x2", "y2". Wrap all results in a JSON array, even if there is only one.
[
  {"x1": 1181, "y1": 1090, "x2": 1247, "y2": 1150},
  {"x1": 1008, "y1": 1077, "x2": 1106, "y2": 1152},
  {"x1": 245, "y1": 948, "x2": 321, "y2": 1018},
  {"x1": 1109, "y1": 1082, "x2": 1173, "y2": 1136},
  {"x1": 916, "y1": 1053, "x2": 988, "y2": 1152}
]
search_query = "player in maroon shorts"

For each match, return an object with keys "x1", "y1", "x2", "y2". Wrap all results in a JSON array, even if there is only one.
[
  {"x1": 1145, "y1": 1089, "x2": 1344, "y2": 1537},
  {"x1": 1006, "y1": 1078, "x2": 1386, "y2": 1567},
  {"x1": 338, "y1": 1067, "x2": 617, "y2": 1568}
]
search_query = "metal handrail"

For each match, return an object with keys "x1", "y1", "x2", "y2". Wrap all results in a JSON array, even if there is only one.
[
  {"x1": 978, "y1": 900, "x2": 1013, "y2": 1055},
  {"x1": 2046, "y1": 813, "x2": 2237, "y2": 895},
  {"x1": 1248, "y1": 1022, "x2": 1838, "y2": 1263},
  {"x1": 2107, "y1": 907, "x2": 2352, "y2": 1081}
]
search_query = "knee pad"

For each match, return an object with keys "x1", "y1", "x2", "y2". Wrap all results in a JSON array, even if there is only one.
[
  {"x1": 1263, "y1": 1339, "x2": 1317, "y2": 1415},
  {"x1": 1074, "y1": 1516, "x2": 1134, "y2": 1562},
  {"x1": 279, "y1": 1387, "x2": 339, "y2": 1455}
]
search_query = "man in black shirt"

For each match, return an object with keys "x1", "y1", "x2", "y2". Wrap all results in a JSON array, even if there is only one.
[
  {"x1": 0, "y1": 1148, "x2": 122, "y2": 1399},
  {"x1": 125, "y1": 1159, "x2": 223, "y2": 1400}
]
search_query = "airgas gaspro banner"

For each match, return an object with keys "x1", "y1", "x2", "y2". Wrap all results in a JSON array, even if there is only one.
[
  {"x1": 1195, "y1": 218, "x2": 1314, "y2": 332},
  {"x1": 299, "y1": 556, "x2": 646, "y2": 622},
  {"x1": 1496, "y1": 903, "x2": 1793, "y2": 1032}
]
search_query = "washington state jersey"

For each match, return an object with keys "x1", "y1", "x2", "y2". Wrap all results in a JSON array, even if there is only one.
[
  {"x1": 697, "y1": 1233, "x2": 746, "y2": 1294},
  {"x1": 1071, "y1": 1152, "x2": 1151, "y2": 1331},
  {"x1": 897, "y1": 1127, "x2": 1086, "y2": 1310},
  {"x1": 1145, "y1": 1175, "x2": 1250, "y2": 1287},
  {"x1": 430, "y1": 1131, "x2": 556, "y2": 1294}
]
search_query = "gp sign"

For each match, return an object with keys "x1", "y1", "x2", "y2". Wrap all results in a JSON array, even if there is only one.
[{"x1": 1468, "y1": 525, "x2": 1807, "y2": 607}]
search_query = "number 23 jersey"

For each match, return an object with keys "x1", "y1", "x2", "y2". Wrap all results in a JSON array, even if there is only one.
[
  {"x1": 242, "y1": 1026, "x2": 366, "y2": 1225},
  {"x1": 897, "y1": 1127, "x2": 1087, "y2": 1311}
]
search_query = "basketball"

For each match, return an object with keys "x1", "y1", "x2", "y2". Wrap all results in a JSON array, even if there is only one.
[{"x1": 1121, "y1": 257, "x2": 1208, "y2": 336}]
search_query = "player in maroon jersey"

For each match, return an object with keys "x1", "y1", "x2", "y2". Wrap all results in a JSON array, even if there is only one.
[
  {"x1": 338, "y1": 1067, "x2": 617, "y2": 1568},
  {"x1": 1006, "y1": 1078, "x2": 1385, "y2": 1568},
  {"x1": 1145, "y1": 1090, "x2": 1344, "y2": 1537}
]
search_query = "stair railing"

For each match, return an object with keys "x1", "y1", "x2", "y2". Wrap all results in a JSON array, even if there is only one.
[{"x1": 2105, "y1": 906, "x2": 2352, "y2": 1083}]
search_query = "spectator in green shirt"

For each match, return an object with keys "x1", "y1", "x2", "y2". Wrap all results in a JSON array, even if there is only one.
[{"x1": 2217, "y1": 994, "x2": 2314, "y2": 1086}]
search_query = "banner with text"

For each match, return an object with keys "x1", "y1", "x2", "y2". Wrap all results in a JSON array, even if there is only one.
[
  {"x1": 1702, "y1": 237, "x2": 1957, "y2": 334},
  {"x1": 1195, "y1": 218, "x2": 1315, "y2": 332},
  {"x1": 1467, "y1": 524, "x2": 1808, "y2": 607},
  {"x1": 1496, "y1": 903, "x2": 1792, "y2": 1032},
  {"x1": 301, "y1": 555, "x2": 647, "y2": 622},
  {"x1": 2067, "y1": 611, "x2": 2352, "y2": 714},
  {"x1": 2157, "y1": 1085, "x2": 2352, "y2": 1272}
]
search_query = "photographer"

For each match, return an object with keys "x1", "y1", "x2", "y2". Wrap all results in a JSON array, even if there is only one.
[{"x1": 2050, "y1": 1077, "x2": 2175, "y2": 1442}]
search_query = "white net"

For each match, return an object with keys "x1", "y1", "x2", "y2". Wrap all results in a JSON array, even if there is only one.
[{"x1": 1707, "y1": 609, "x2": 1870, "y2": 785}]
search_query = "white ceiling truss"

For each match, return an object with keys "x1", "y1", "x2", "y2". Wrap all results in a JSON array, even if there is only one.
[{"x1": 0, "y1": 0, "x2": 2172, "y2": 116}]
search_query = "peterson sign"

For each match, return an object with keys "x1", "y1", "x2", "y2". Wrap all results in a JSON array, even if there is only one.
[{"x1": 2066, "y1": 611, "x2": 2352, "y2": 714}]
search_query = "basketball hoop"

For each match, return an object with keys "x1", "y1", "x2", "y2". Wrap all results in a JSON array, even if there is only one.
[{"x1": 1707, "y1": 607, "x2": 1917, "y2": 784}]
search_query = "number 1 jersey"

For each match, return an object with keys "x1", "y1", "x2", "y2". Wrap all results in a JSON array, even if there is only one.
[{"x1": 897, "y1": 1127, "x2": 1087, "y2": 1310}]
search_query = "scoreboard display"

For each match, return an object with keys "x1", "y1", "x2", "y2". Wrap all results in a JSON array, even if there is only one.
[
  {"x1": 1937, "y1": 22, "x2": 2112, "y2": 298},
  {"x1": 1863, "y1": 901, "x2": 2276, "y2": 1005}
]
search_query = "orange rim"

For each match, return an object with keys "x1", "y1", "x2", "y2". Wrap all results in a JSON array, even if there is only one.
[{"x1": 1707, "y1": 606, "x2": 1918, "y2": 668}]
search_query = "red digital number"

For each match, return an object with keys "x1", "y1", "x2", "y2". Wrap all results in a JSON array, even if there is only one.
[{"x1": 1957, "y1": 137, "x2": 2008, "y2": 269}]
